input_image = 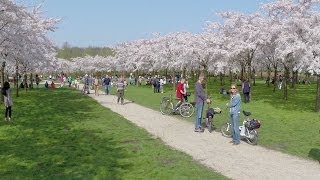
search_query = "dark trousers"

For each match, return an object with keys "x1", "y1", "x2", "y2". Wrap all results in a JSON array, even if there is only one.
[
  {"x1": 184, "y1": 95, "x2": 188, "y2": 102},
  {"x1": 153, "y1": 85, "x2": 157, "y2": 93},
  {"x1": 243, "y1": 92, "x2": 250, "y2": 103},
  {"x1": 5, "y1": 106, "x2": 11, "y2": 118}
]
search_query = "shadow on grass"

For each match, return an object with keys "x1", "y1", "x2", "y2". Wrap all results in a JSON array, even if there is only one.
[
  {"x1": 308, "y1": 148, "x2": 320, "y2": 163},
  {"x1": 248, "y1": 84, "x2": 316, "y2": 112},
  {"x1": 0, "y1": 88, "x2": 132, "y2": 178}
]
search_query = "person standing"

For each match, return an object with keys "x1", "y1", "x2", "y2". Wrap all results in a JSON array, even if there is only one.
[
  {"x1": 116, "y1": 78, "x2": 125, "y2": 105},
  {"x1": 242, "y1": 79, "x2": 250, "y2": 103},
  {"x1": 103, "y1": 75, "x2": 111, "y2": 95},
  {"x1": 35, "y1": 74, "x2": 40, "y2": 88},
  {"x1": 159, "y1": 77, "x2": 164, "y2": 93},
  {"x1": 2, "y1": 82, "x2": 13, "y2": 121},
  {"x1": 194, "y1": 74, "x2": 210, "y2": 132},
  {"x1": 94, "y1": 76, "x2": 100, "y2": 96},
  {"x1": 84, "y1": 74, "x2": 90, "y2": 94},
  {"x1": 228, "y1": 84, "x2": 241, "y2": 145}
]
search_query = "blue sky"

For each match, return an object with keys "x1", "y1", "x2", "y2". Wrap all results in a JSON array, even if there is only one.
[{"x1": 26, "y1": 0, "x2": 269, "y2": 47}]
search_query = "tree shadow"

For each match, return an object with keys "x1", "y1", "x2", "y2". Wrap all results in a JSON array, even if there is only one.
[
  {"x1": 0, "y1": 88, "x2": 133, "y2": 178},
  {"x1": 247, "y1": 83, "x2": 316, "y2": 112},
  {"x1": 308, "y1": 148, "x2": 320, "y2": 163}
]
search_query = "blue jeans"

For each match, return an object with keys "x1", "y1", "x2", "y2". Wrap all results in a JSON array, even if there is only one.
[
  {"x1": 194, "y1": 102, "x2": 204, "y2": 129},
  {"x1": 230, "y1": 113, "x2": 240, "y2": 143},
  {"x1": 104, "y1": 85, "x2": 110, "y2": 95}
]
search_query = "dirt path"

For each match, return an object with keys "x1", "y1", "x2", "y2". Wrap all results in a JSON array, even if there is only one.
[{"x1": 82, "y1": 87, "x2": 319, "y2": 180}]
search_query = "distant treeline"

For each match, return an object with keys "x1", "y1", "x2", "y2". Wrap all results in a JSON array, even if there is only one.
[{"x1": 56, "y1": 42, "x2": 114, "y2": 60}]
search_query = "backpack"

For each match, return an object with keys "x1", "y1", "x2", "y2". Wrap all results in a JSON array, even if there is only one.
[{"x1": 247, "y1": 119, "x2": 261, "y2": 130}]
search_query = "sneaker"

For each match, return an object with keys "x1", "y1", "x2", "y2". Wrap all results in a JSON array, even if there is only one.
[
  {"x1": 194, "y1": 128, "x2": 204, "y2": 133},
  {"x1": 229, "y1": 140, "x2": 234, "y2": 143},
  {"x1": 233, "y1": 142, "x2": 240, "y2": 145},
  {"x1": 8, "y1": 117, "x2": 11, "y2": 121},
  {"x1": 4, "y1": 118, "x2": 7, "y2": 121}
]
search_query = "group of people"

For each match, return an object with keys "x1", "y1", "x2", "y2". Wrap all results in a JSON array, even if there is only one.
[
  {"x1": 83, "y1": 74, "x2": 126, "y2": 104},
  {"x1": 189, "y1": 73, "x2": 242, "y2": 145},
  {"x1": 152, "y1": 76, "x2": 166, "y2": 93}
]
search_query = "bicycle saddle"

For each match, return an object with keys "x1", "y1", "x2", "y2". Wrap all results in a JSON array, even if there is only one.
[{"x1": 243, "y1": 111, "x2": 251, "y2": 116}]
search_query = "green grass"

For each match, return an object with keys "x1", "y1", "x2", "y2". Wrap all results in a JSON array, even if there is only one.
[
  {"x1": 110, "y1": 80, "x2": 320, "y2": 161},
  {"x1": 0, "y1": 88, "x2": 226, "y2": 179}
]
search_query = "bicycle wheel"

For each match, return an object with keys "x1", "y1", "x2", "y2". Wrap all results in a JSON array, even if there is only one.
[
  {"x1": 179, "y1": 103, "x2": 194, "y2": 118},
  {"x1": 221, "y1": 123, "x2": 232, "y2": 138},
  {"x1": 160, "y1": 98, "x2": 173, "y2": 115},
  {"x1": 246, "y1": 130, "x2": 258, "y2": 145}
]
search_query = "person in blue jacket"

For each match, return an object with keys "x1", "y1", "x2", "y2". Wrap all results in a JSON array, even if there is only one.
[{"x1": 228, "y1": 84, "x2": 241, "y2": 145}]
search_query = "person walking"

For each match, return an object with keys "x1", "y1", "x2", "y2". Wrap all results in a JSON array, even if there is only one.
[
  {"x1": 242, "y1": 79, "x2": 251, "y2": 103},
  {"x1": 103, "y1": 75, "x2": 111, "y2": 95},
  {"x1": 116, "y1": 78, "x2": 125, "y2": 105},
  {"x1": 2, "y1": 82, "x2": 13, "y2": 121},
  {"x1": 93, "y1": 76, "x2": 100, "y2": 96},
  {"x1": 227, "y1": 84, "x2": 241, "y2": 145},
  {"x1": 194, "y1": 74, "x2": 210, "y2": 132}
]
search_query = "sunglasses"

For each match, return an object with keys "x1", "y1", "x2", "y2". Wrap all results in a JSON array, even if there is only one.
[{"x1": 231, "y1": 87, "x2": 236, "y2": 89}]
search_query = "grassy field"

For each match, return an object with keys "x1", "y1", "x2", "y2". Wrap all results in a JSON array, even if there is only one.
[
  {"x1": 109, "y1": 79, "x2": 320, "y2": 161},
  {"x1": 0, "y1": 88, "x2": 226, "y2": 179}
]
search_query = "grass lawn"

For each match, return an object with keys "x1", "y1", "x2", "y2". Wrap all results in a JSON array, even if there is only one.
[
  {"x1": 109, "y1": 79, "x2": 320, "y2": 161},
  {"x1": 0, "y1": 88, "x2": 226, "y2": 179}
]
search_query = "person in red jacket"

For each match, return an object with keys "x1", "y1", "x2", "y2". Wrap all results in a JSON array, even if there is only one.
[
  {"x1": 50, "y1": 81, "x2": 55, "y2": 89},
  {"x1": 174, "y1": 78, "x2": 186, "y2": 111}
]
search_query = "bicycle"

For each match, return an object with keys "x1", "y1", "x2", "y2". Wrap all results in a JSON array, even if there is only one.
[
  {"x1": 160, "y1": 94, "x2": 194, "y2": 118},
  {"x1": 220, "y1": 110, "x2": 261, "y2": 145}
]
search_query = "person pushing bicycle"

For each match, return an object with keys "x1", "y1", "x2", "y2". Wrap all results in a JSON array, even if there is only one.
[{"x1": 194, "y1": 73, "x2": 211, "y2": 132}]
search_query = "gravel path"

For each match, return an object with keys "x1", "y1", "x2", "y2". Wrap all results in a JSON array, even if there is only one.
[{"x1": 82, "y1": 87, "x2": 319, "y2": 180}]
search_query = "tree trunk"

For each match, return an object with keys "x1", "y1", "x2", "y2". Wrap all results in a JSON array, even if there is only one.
[
  {"x1": 30, "y1": 73, "x2": 34, "y2": 89},
  {"x1": 229, "y1": 69, "x2": 233, "y2": 84},
  {"x1": 172, "y1": 71, "x2": 175, "y2": 96},
  {"x1": 24, "y1": 72, "x2": 27, "y2": 92},
  {"x1": 182, "y1": 67, "x2": 186, "y2": 79},
  {"x1": 240, "y1": 63, "x2": 245, "y2": 81},
  {"x1": 267, "y1": 66, "x2": 271, "y2": 87},
  {"x1": 273, "y1": 65, "x2": 278, "y2": 93},
  {"x1": 252, "y1": 68, "x2": 256, "y2": 86},
  {"x1": 283, "y1": 67, "x2": 289, "y2": 100},
  {"x1": 260, "y1": 68, "x2": 263, "y2": 79},
  {"x1": 220, "y1": 72, "x2": 223, "y2": 86},
  {"x1": 315, "y1": 75, "x2": 320, "y2": 112},
  {"x1": 16, "y1": 60, "x2": 19, "y2": 97},
  {"x1": 291, "y1": 69, "x2": 295, "y2": 89},
  {"x1": 295, "y1": 70, "x2": 299, "y2": 84}
]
